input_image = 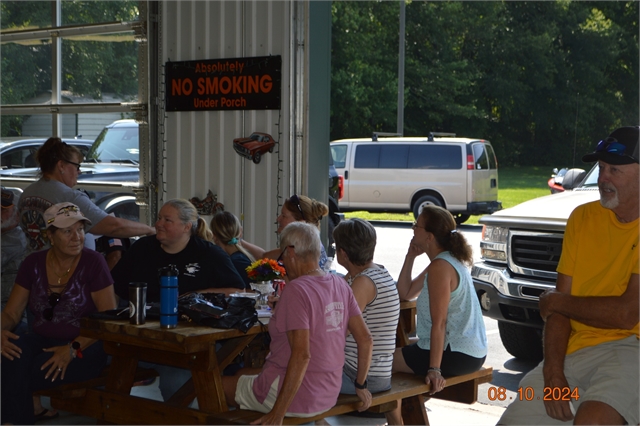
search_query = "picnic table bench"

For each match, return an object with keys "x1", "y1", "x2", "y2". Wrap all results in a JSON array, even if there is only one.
[{"x1": 208, "y1": 367, "x2": 493, "y2": 425}]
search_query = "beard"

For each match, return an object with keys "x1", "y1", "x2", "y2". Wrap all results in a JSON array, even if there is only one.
[
  {"x1": 599, "y1": 185, "x2": 620, "y2": 209},
  {"x1": 1, "y1": 212, "x2": 19, "y2": 231}
]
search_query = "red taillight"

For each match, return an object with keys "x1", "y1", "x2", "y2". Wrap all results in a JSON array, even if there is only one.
[
  {"x1": 338, "y1": 175, "x2": 344, "y2": 200},
  {"x1": 467, "y1": 154, "x2": 475, "y2": 170}
]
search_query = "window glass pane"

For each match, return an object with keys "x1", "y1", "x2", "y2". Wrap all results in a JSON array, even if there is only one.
[
  {"x1": 61, "y1": 34, "x2": 139, "y2": 102},
  {"x1": 485, "y1": 143, "x2": 497, "y2": 169},
  {"x1": 408, "y1": 145, "x2": 462, "y2": 169},
  {"x1": 1, "y1": 1, "x2": 50, "y2": 30},
  {"x1": 354, "y1": 145, "x2": 380, "y2": 168},
  {"x1": 331, "y1": 145, "x2": 347, "y2": 168},
  {"x1": 62, "y1": 1, "x2": 139, "y2": 26},
  {"x1": 1, "y1": 43, "x2": 52, "y2": 106},
  {"x1": 379, "y1": 144, "x2": 408, "y2": 169},
  {"x1": 473, "y1": 143, "x2": 489, "y2": 169}
]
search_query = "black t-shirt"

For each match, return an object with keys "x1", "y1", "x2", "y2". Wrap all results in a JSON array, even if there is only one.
[{"x1": 112, "y1": 235, "x2": 244, "y2": 302}]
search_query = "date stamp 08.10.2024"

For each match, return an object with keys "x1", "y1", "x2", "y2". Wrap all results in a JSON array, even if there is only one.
[{"x1": 487, "y1": 386, "x2": 580, "y2": 402}]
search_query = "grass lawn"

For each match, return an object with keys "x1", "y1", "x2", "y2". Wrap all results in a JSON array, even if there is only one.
[{"x1": 343, "y1": 166, "x2": 554, "y2": 225}]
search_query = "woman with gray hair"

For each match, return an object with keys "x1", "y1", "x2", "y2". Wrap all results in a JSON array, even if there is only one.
[
  {"x1": 112, "y1": 199, "x2": 244, "y2": 302},
  {"x1": 333, "y1": 218, "x2": 399, "y2": 395},
  {"x1": 222, "y1": 222, "x2": 374, "y2": 425}
]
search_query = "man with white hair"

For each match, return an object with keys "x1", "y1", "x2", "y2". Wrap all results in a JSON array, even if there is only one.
[{"x1": 499, "y1": 126, "x2": 639, "y2": 425}]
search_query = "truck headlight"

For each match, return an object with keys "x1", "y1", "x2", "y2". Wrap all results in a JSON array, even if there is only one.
[{"x1": 480, "y1": 225, "x2": 508, "y2": 262}]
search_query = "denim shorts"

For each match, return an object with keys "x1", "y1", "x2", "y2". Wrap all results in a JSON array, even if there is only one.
[{"x1": 340, "y1": 364, "x2": 391, "y2": 394}]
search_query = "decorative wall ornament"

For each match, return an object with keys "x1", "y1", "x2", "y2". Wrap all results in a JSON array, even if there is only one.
[
  {"x1": 232, "y1": 132, "x2": 275, "y2": 164},
  {"x1": 190, "y1": 190, "x2": 224, "y2": 215}
]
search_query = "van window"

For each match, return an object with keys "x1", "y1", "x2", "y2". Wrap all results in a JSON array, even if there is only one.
[
  {"x1": 485, "y1": 143, "x2": 497, "y2": 169},
  {"x1": 408, "y1": 145, "x2": 462, "y2": 169},
  {"x1": 472, "y1": 143, "x2": 489, "y2": 170},
  {"x1": 354, "y1": 144, "x2": 462, "y2": 170},
  {"x1": 331, "y1": 145, "x2": 347, "y2": 168},
  {"x1": 380, "y1": 145, "x2": 409, "y2": 168}
]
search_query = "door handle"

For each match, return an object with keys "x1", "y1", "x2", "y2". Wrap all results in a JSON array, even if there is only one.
[
  {"x1": 345, "y1": 170, "x2": 349, "y2": 180},
  {"x1": 491, "y1": 178, "x2": 496, "y2": 188}
]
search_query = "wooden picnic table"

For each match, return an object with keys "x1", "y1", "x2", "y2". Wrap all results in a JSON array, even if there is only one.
[
  {"x1": 51, "y1": 317, "x2": 269, "y2": 424},
  {"x1": 47, "y1": 299, "x2": 420, "y2": 424}
]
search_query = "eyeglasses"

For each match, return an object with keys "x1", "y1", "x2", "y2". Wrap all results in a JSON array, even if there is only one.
[
  {"x1": 43, "y1": 292, "x2": 62, "y2": 321},
  {"x1": 412, "y1": 221, "x2": 426, "y2": 230},
  {"x1": 289, "y1": 195, "x2": 306, "y2": 221},
  {"x1": 276, "y1": 245, "x2": 294, "y2": 267},
  {"x1": 63, "y1": 159, "x2": 81, "y2": 172},
  {"x1": 595, "y1": 137, "x2": 635, "y2": 159}
]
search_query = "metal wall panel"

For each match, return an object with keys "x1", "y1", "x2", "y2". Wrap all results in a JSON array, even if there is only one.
[{"x1": 160, "y1": 1, "x2": 291, "y2": 250}]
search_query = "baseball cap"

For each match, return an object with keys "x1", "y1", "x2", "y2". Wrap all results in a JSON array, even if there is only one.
[
  {"x1": 582, "y1": 126, "x2": 639, "y2": 165},
  {"x1": 1, "y1": 187, "x2": 14, "y2": 209},
  {"x1": 44, "y1": 202, "x2": 92, "y2": 229}
]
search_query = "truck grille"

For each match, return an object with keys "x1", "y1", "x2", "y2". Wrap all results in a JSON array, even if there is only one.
[{"x1": 511, "y1": 234, "x2": 563, "y2": 272}]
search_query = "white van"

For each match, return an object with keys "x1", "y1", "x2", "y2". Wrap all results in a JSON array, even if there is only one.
[{"x1": 330, "y1": 133, "x2": 501, "y2": 223}]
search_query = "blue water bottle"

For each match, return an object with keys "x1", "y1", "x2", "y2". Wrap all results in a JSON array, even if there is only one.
[{"x1": 159, "y1": 265, "x2": 179, "y2": 328}]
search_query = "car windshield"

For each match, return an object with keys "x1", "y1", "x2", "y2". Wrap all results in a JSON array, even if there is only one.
[
  {"x1": 580, "y1": 164, "x2": 599, "y2": 187},
  {"x1": 87, "y1": 126, "x2": 139, "y2": 163}
]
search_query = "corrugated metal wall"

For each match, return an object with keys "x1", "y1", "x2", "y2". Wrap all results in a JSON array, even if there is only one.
[{"x1": 159, "y1": 0, "x2": 292, "y2": 251}]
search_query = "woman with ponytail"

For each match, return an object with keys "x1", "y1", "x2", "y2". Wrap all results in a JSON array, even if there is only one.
[
  {"x1": 210, "y1": 211, "x2": 255, "y2": 287},
  {"x1": 385, "y1": 205, "x2": 487, "y2": 425},
  {"x1": 111, "y1": 199, "x2": 245, "y2": 304}
]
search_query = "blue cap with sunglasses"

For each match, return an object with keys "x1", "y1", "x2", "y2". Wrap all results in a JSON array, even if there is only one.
[{"x1": 582, "y1": 126, "x2": 639, "y2": 165}]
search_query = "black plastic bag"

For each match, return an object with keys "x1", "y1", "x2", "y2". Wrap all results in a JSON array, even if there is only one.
[{"x1": 179, "y1": 293, "x2": 258, "y2": 333}]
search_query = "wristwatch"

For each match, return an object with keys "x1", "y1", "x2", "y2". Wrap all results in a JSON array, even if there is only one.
[{"x1": 354, "y1": 379, "x2": 368, "y2": 390}]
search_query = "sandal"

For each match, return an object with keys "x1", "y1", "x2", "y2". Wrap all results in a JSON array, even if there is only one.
[{"x1": 34, "y1": 408, "x2": 59, "y2": 422}]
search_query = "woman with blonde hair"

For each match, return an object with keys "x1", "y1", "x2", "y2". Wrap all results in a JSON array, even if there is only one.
[
  {"x1": 210, "y1": 211, "x2": 255, "y2": 287},
  {"x1": 241, "y1": 194, "x2": 330, "y2": 269}
]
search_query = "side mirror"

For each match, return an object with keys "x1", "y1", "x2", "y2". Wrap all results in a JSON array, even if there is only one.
[{"x1": 561, "y1": 168, "x2": 586, "y2": 190}]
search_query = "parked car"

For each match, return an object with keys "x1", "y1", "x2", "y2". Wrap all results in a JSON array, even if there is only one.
[
  {"x1": 330, "y1": 132, "x2": 501, "y2": 223},
  {"x1": 471, "y1": 163, "x2": 600, "y2": 361},
  {"x1": 547, "y1": 167, "x2": 587, "y2": 194},
  {"x1": 0, "y1": 138, "x2": 93, "y2": 170},
  {"x1": 232, "y1": 132, "x2": 275, "y2": 164}
]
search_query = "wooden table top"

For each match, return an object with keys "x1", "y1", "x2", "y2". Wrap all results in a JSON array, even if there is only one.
[{"x1": 80, "y1": 317, "x2": 269, "y2": 354}]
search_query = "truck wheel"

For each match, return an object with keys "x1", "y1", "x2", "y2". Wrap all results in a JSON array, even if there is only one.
[
  {"x1": 252, "y1": 152, "x2": 262, "y2": 164},
  {"x1": 498, "y1": 321, "x2": 543, "y2": 362},
  {"x1": 454, "y1": 214, "x2": 470, "y2": 224},
  {"x1": 412, "y1": 195, "x2": 442, "y2": 219}
]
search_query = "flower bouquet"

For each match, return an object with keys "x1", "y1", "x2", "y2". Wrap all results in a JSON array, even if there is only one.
[
  {"x1": 246, "y1": 258, "x2": 286, "y2": 282},
  {"x1": 246, "y1": 259, "x2": 286, "y2": 304}
]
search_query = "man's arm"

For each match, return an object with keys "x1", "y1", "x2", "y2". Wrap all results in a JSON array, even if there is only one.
[
  {"x1": 541, "y1": 273, "x2": 574, "y2": 422},
  {"x1": 90, "y1": 215, "x2": 156, "y2": 239},
  {"x1": 540, "y1": 273, "x2": 639, "y2": 330}
]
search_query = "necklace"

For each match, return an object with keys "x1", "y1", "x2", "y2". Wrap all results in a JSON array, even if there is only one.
[
  {"x1": 304, "y1": 268, "x2": 323, "y2": 276},
  {"x1": 49, "y1": 252, "x2": 79, "y2": 285}
]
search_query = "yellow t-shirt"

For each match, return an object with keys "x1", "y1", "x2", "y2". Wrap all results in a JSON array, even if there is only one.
[{"x1": 557, "y1": 201, "x2": 639, "y2": 355}]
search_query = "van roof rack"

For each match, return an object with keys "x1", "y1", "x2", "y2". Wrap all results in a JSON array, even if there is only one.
[
  {"x1": 428, "y1": 132, "x2": 456, "y2": 141},
  {"x1": 372, "y1": 132, "x2": 402, "y2": 141}
]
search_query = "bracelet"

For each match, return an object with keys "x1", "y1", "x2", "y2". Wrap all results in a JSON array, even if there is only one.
[
  {"x1": 427, "y1": 367, "x2": 442, "y2": 375},
  {"x1": 70, "y1": 341, "x2": 83, "y2": 359}
]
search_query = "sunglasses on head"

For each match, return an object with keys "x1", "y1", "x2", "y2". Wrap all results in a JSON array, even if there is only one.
[
  {"x1": 595, "y1": 137, "x2": 634, "y2": 158},
  {"x1": 289, "y1": 195, "x2": 306, "y2": 221},
  {"x1": 43, "y1": 292, "x2": 62, "y2": 321}
]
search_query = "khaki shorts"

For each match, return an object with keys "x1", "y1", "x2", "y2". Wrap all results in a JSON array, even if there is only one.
[
  {"x1": 235, "y1": 375, "x2": 327, "y2": 418},
  {"x1": 499, "y1": 335, "x2": 639, "y2": 425}
]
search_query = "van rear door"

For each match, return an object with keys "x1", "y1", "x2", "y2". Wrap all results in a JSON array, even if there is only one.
[
  {"x1": 468, "y1": 141, "x2": 498, "y2": 202},
  {"x1": 330, "y1": 143, "x2": 350, "y2": 206}
]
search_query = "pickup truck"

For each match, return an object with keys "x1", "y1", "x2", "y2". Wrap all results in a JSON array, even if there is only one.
[{"x1": 471, "y1": 164, "x2": 600, "y2": 361}]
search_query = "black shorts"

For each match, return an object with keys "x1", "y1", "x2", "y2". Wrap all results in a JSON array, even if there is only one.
[{"x1": 401, "y1": 342, "x2": 485, "y2": 377}]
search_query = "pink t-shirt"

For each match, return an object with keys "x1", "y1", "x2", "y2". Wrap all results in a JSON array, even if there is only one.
[{"x1": 252, "y1": 273, "x2": 361, "y2": 414}]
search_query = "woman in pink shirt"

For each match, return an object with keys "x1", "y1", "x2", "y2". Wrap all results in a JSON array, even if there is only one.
[{"x1": 222, "y1": 222, "x2": 373, "y2": 425}]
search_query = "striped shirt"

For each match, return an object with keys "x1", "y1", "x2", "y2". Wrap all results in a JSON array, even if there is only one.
[{"x1": 344, "y1": 266, "x2": 400, "y2": 377}]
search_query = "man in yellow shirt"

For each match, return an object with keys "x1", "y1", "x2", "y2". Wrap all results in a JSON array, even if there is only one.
[{"x1": 499, "y1": 126, "x2": 639, "y2": 425}]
